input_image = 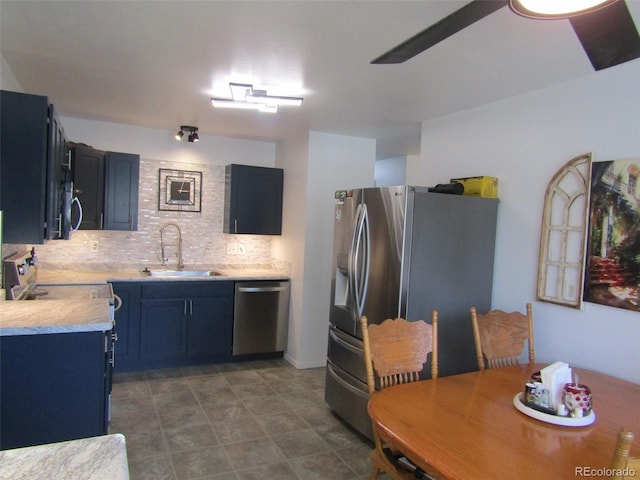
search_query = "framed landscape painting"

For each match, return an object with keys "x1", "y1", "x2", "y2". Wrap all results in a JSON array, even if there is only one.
[{"x1": 584, "y1": 158, "x2": 640, "y2": 311}]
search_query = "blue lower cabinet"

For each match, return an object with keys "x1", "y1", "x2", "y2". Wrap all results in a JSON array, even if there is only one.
[
  {"x1": 140, "y1": 299, "x2": 188, "y2": 362},
  {"x1": 115, "y1": 281, "x2": 234, "y2": 371},
  {"x1": 111, "y1": 282, "x2": 140, "y2": 371},
  {"x1": 187, "y1": 296, "x2": 233, "y2": 361},
  {"x1": 0, "y1": 330, "x2": 110, "y2": 450}
]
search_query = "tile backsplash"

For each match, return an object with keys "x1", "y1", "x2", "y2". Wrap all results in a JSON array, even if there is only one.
[{"x1": 6, "y1": 159, "x2": 279, "y2": 270}]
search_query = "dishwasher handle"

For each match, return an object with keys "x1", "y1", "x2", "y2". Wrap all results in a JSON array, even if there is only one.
[{"x1": 237, "y1": 286, "x2": 288, "y2": 293}]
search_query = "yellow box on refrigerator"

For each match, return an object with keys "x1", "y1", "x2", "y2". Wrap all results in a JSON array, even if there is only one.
[{"x1": 450, "y1": 176, "x2": 498, "y2": 198}]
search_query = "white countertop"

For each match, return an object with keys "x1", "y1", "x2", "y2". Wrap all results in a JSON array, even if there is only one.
[
  {"x1": 33, "y1": 266, "x2": 289, "y2": 283},
  {"x1": 0, "y1": 299, "x2": 113, "y2": 336},
  {"x1": 1, "y1": 265, "x2": 288, "y2": 336},
  {"x1": 0, "y1": 434, "x2": 129, "y2": 480}
]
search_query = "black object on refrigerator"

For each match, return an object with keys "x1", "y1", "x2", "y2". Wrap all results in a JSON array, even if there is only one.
[{"x1": 324, "y1": 186, "x2": 498, "y2": 439}]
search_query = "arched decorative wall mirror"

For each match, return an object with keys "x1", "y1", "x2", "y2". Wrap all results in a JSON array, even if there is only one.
[{"x1": 538, "y1": 153, "x2": 592, "y2": 308}]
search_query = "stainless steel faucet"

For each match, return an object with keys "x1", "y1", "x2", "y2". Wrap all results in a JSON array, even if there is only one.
[{"x1": 159, "y1": 222, "x2": 183, "y2": 270}]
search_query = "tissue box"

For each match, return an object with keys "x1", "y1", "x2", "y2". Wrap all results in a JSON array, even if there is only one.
[{"x1": 450, "y1": 176, "x2": 498, "y2": 198}]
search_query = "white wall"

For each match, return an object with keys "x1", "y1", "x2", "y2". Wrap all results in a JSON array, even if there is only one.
[
  {"x1": 273, "y1": 135, "x2": 310, "y2": 367},
  {"x1": 0, "y1": 55, "x2": 23, "y2": 92},
  {"x1": 375, "y1": 156, "x2": 406, "y2": 187},
  {"x1": 276, "y1": 131, "x2": 376, "y2": 368},
  {"x1": 409, "y1": 60, "x2": 640, "y2": 383}
]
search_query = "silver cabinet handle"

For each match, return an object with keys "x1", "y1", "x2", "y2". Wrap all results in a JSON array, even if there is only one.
[
  {"x1": 184, "y1": 299, "x2": 193, "y2": 316},
  {"x1": 62, "y1": 150, "x2": 72, "y2": 170}
]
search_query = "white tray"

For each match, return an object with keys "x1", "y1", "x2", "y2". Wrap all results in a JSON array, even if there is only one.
[{"x1": 513, "y1": 393, "x2": 596, "y2": 427}]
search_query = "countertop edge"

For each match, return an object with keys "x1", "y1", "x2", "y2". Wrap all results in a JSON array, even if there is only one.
[
  {"x1": 0, "y1": 433, "x2": 129, "y2": 480},
  {"x1": 0, "y1": 300, "x2": 113, "y2": 336}
]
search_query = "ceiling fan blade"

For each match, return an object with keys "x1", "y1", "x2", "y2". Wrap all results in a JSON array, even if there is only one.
[
  {"x1": 569, "y1": 0, "x2": 640, "y2": 71},
  {"x1": 371, "y1": 0, "x2": 508, "y2": 64}
]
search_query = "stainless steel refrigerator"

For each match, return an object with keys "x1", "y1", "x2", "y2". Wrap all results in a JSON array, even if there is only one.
[{"x1": 324, "y1": 186, "x2": 498, "y2": 439}]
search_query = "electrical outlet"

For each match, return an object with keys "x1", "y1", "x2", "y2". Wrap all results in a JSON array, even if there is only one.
[
  {"x1": 227, "y1": 242, "x2": 239, "y2": 255},
  {"x1": 90, "y1": 240, "x2": 100, "y2": 253}
]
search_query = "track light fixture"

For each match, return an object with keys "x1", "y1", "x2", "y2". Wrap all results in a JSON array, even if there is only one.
[
  {"x1": 175, "y1": 126, "x2": 199, "y2": 143},
  {"x1": 211, "y1": 83, "x2": 303, "y2": 113}
]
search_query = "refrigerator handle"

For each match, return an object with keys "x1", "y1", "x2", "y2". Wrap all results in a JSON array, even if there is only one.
[
  {"x1": 348, "y1": 203, "x2": 363, "y2": 317},
  {"x1": 352, "y1": 203, "x2": 370, "y2": 317}
]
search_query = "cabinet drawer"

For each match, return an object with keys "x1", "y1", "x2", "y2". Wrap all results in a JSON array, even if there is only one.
[{"x1": 141, "y1": 281, "x2": 233, "y2": 299}]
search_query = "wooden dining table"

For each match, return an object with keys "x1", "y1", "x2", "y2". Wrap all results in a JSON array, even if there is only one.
[{"x1": 367, "y1": 363, "x2": 640, "y2": 479}]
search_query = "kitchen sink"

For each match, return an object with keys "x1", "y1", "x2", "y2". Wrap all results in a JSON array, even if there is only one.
[{"x1": 146, "y1": 270, "x2": 223, "y2": 277}]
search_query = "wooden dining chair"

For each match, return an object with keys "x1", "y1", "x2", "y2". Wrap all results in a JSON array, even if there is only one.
[
  {"x1": 360, "y1": 312, "x2": 439, "y2": 480},
  {"x1": 470, "y1": 303, "x2": 534, "y2": 370},
  {"x1": 611, "y1": 427, "x2": 640, "y2": 479}
]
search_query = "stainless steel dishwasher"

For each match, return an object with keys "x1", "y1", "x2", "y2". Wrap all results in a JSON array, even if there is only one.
[{"x1": 233, "y1": 280, "x2": 290, "y2": 356}]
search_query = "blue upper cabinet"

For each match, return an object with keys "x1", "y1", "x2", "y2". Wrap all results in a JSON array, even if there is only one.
[
  {"x1": 104, "y1": 151, "x2": 139, "y2": 231},
  {"x1": 70, "y1": 147, "x2": 139, "y2": 231},
  {"x1": 224, "y1": 164, "x2": 284, "y2": 235},
  {"x1": 0, "y1": 90, "x2": 68, "y2": 243}
]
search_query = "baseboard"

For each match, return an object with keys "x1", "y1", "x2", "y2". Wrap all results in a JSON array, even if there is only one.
[{"x1": 284, "y1": 353, "x2": 327, "y2": 370}]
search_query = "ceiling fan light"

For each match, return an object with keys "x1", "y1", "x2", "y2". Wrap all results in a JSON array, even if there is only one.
[{"x1": 509, "y1": 0, "x2": 617, "y2": 18}]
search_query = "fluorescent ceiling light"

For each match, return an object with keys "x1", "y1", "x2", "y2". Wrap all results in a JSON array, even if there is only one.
[
  {"x1": 246, "y1": 92, "x2": 303, "y2": 107},
  {"x1": 509, "y1": 0, "x2": 616, "y2": 18},
  {"x1": 210, "y1": 98, "x2": 278, "y2": 113},
  {"x1": 211, "y1": 83, "x2": 303, "y2": 113}
]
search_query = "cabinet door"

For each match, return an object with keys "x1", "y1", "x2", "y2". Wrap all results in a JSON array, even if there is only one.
[
  {"x1": 0, "y1": 331, "x2": 108, "y2": 449},
  {"x1": 104, "y1": 152, "x2": 139, "y2": 230},
  {"x1": 0, "y1": 90, "x2": 49, "y2": 244},
  {"x1": 72, "y1": 145, "x2": 106, "y2": 229},
  {"x1": 224, "y1": 164, "x2": 283, "y2": 235},
  {"x1": 140, "y1": 299, "x2": 187, "y2": 363},
  {"x1": 45, "y1": 104, "x2": 68, "y2": 240},
  {"x1": 111, "y1": 282, "x2": 141, "y2": 372},
  {"x1": 187, "y1": 296, "x2": 233, "y2": 361}
]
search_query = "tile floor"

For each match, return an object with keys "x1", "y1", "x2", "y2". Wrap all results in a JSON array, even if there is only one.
[{"x1": 111, "y1": 358, "x2": 392, "y2": 480}]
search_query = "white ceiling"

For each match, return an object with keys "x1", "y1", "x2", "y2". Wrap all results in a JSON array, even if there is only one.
[{"x1": 2, "y1": 1, "x2": 639, "y2": 158}]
